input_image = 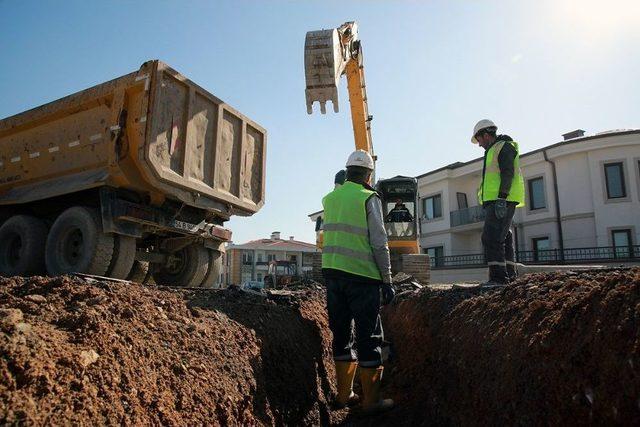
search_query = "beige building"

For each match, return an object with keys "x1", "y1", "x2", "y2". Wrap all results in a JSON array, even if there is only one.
[
  {"x1": 224, "y1": 232, "x2": 317, "y2": 285},
  {"x1": 417, "y1": 129, "x2": 640, "y2": 267}
]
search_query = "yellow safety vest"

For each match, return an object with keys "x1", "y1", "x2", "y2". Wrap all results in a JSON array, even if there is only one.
[
  {"x1": 478, "y1": 140, "x2": 525, "y2": 207},
  {"x1": 321, "y1": 181, "x2": 382, "y2": 280}
]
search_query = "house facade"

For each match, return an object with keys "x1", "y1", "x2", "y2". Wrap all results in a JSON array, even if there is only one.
[
  {"x1": 224, "y1": 232, "x2": 318, "y2": 285},
  {"x1": 417, "y1": 129, "x2": 640, "y2": 266}
]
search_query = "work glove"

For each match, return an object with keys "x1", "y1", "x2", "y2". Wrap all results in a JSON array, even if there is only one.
[
  {"x1": 494, "y1": 198, "x2": 507, "y2": 220},
  {"x1": 381, "y1": 283, "x2": 395, "y2": 305}
]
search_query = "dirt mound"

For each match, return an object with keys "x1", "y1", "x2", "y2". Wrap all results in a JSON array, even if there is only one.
[
  {"x1": 0, "y1": 276, "x2": 343, "y2": 425},
  {"x1": 379, "y1": 268, "x2": 640, "y2": 426}
]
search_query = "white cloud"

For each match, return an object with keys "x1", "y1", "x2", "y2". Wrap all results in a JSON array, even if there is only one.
[{"x1": 511, "y1": 53, "x2": 524, "y2": 64}]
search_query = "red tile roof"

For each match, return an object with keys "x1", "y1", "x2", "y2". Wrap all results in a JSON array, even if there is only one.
[{"x1": 228, "y1": 238, "x2": 317, "y2": 252}]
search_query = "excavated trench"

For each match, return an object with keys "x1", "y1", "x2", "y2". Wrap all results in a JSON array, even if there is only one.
[{"x1": 2, "y1": 268, "x2": 640, "y2": 425}]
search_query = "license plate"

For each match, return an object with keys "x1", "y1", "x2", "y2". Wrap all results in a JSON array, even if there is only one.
[{"x1": 171, "y1": 220, "x2": 197, "y2": 232}]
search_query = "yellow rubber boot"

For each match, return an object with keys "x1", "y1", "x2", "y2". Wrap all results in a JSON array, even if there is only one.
[
  {"x1": 359, "y1": 366, "x2": 394, "y2": 414},
  {"x1": 334, "y1": 361, "x2": 358, "y2": 408}
]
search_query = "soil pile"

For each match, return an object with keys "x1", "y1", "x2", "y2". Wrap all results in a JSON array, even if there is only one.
[
  {"x1": 0, "y1": 276, "x2": 342, "y2": 425},
  {"x1": 380, "y1": 268, "x2": 640, "y2": 426}
]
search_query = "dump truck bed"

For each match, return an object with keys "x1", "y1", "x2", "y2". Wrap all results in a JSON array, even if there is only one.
[{"x1": 0, "y1": 60, "x2": 266, "y2": 218}]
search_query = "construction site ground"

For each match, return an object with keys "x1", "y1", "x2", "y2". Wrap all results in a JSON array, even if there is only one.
[{"x1": 2, "y1": 268, "x2": 639, "y2": 425}]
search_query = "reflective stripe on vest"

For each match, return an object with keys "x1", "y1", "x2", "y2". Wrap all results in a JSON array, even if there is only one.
[
  {"x1": 321, "y1": 181, "x2": 382, "y2": 280},
  {"x1": 478, "y1": 140, "x2": 525, "y2": 207}
]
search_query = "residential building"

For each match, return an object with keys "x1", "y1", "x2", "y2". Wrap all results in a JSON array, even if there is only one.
[
  {"x1": 224, "y1": 232, "x2": 318, "y2": 285},
  {"x1": 417, "y1": 129, "x2": 640, "y2": 266}
]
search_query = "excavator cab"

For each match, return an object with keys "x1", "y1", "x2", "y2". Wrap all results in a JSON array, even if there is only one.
[{"x1": 376, "y1": 176, "x2": 420, "y2": 256}]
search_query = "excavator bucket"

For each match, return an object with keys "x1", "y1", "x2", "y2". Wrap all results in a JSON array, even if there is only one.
[{"x1": 304, "y1": 29, "x2": 347, "y2": 114}]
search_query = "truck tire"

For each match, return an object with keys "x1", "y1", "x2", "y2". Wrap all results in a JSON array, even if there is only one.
[
  {"x1": 106, "y1": 235, "x2": 136, "y2": 280},
  {"x1": 152, "y1": 244, "x2": 209, "y2": 287},
  {"x1": 45, "y1": 207, "x2": 114, "y2": 276},
  {"x1": 200, "y1": 250, "x2": 222, "y2": 288},
  {"x1": 127, "y1": 261, "x2": 154, "y2": 284},
  {"x1": 0, "y1": 215, "x2": 48, "y2": 276}
]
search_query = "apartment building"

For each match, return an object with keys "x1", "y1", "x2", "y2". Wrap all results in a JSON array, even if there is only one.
[
  {"x1": 224, "y1": 232, "x2": 318, "y2": 285},
  {"x1": 417, "y1": 129, "x2": 640, "y2": 265}
]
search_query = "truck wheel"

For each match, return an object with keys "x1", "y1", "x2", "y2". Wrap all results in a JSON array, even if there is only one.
[
  {"x1": 127, "y1": 261, "x2": 154, "y2": 284},
  {"x1": 106, "y1": 235, "x2": 136, "y2": 279},
  {"x1": 200, "y1": 250, "x2": 222, "y2": 288},
  {"x1": 45, "y1": 207, "x2": 114, "y2": 276},
  {"x1": 152, "y1": 244, "x2": 208, "y2": 287},
  {"x1": 0, "y1": 215, "x2": 48, "y2": 276}
]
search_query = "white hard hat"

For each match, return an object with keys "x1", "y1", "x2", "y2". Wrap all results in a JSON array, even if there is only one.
[
  {"x1": 471, "y1": 119, "x2": 497, "y2": 144},
  {"x1": 345, "y1": 149, "x2": 374, "y2": 170}
]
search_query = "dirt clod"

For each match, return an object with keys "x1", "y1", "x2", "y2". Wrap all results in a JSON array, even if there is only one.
[
  {"x1": 79, "y1": 349, "x2": 100, "y2": 367},
  {"x1": 24, "y1": 294, "x2": 47, "y2": 303}
]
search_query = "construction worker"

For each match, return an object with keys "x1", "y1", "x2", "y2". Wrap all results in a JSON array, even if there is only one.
[
  {"x1": 472, "y1": 119, "x2": 525, "y2": 285},
  {"x1": 315, "y1": 170, "x2": 347, "y2": 236},
  {"x1": 386, "y1": 199, "x2": 413, "y2": 223},
  {"x1": 322, "y1": 149, "x2": 395, "y2": 413}
]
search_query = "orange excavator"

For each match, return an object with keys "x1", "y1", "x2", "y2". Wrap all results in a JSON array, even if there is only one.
[{"x1": 305, "y1": 21, "x2": 420, "y2": 264}]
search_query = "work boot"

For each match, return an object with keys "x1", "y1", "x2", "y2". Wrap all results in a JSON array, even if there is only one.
[
  {"x1": 506, "y1": 262, "x2": 519, "y2": 282},
  {"x1": 334, "y1": 361, "x2": 359, "y2": 409},
  {"x1": 481, "y1": 264, "x2": 508, "y2": 287},
  {"x1": 479, "y1": 279, "x2": 507, "y2": 287},
  {"x1": 359, "y1": 366, "x2": 394, "y2": 414}
]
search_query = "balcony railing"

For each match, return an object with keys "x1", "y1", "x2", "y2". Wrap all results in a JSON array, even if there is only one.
[
  {"x1": 450, "y1": 205, "x2": 485, "y2": 228},
  {"x1": 430, "y1": 245, "x2": 640, "y2": 269}
]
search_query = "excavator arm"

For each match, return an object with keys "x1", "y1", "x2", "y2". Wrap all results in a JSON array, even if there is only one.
[
  {"x1": 305, "y1": 21, "x2": 422, "y2": 260},
  {"x1": 305, "y1": 22, "x2": 374, "y2": 155}
]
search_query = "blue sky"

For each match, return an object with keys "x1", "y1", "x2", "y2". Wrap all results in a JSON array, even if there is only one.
[{"x1": 1, "y1": 0, "x2": 638, "y2": 244}]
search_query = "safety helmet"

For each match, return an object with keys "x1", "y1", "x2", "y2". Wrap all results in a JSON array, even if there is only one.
[
  {"x1": 345, "y1": 150, "x2": 374, "y2": 170},
  {"x1": 471, "y1": 119, "x2": 497, "y2": 144}
]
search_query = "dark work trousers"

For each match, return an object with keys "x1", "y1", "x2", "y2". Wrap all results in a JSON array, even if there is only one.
[
  {"x1": 325, "y1": 276, "x2": 383, "y2": 367},
  {"x1": 481, "y1": 201, "x2": 518, "y2": 283}
]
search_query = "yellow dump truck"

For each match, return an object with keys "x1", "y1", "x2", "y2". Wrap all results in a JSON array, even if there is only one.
[{"x1": 0, "y1": 60, "x2": 266, "y2": 287}]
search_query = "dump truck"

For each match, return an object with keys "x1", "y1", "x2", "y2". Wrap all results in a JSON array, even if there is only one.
[{"x1": 0, "y1": 60, "x2": 266, "y2": 287}]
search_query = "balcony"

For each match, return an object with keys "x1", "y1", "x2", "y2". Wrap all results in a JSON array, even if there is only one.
[{"x1": 450, "y1": 205, "x2": 485, "y2": 228}]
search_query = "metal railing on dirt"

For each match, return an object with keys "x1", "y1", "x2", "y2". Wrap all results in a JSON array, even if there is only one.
[{"x1": 430, "y1": 245, "x2": 640, "y2": 269}]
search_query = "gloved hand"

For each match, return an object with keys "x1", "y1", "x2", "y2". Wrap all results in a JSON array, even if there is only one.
[
  {"x1": 381, "y1": 283, "x2": 395, "y2": 305},
  {"x1": 494, "y1": 198, "x2": 507, "y2": 219}
]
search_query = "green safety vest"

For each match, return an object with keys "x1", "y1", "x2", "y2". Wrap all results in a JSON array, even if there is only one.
[
  {"x1": 478, "y1": 140, "x2": 525, "y2": 207},
  {"x1": 321, "y1": 181, "x2": 382, "y2": 281}
]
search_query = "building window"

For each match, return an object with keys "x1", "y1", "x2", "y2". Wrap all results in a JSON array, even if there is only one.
[
  {"x1": 604, "y1": 162, "x2": 627, "y2": 199},
  {"x1": 257, "y1": 253, "x2": 263, "y2": 263},
  {"x1": 256, "y1": 273, "x2": 263, "y2": 282},
  {"x1": 532, "y1": 237, "x2": 551, "y2": 262},
  {"x1": 425, "y1": 246, "x2": 444, "y2": 267},
  {"x1": 267, "y1": 254, "x2": 276, "y2": 262},
  {"x1": 527, "y1": 177, "x2": 546, "y2": 210},
  {"x1": 423, "y1": 194, "x2": 442, "y2": 220},
  {"x1": 242, "y1": 252, "x2": 253, "y2": 264},
  {"x1": 612, "y1": 229, "x2": 632, "y2": 258},
  {"x1": 456, "y1": 192, "x2": 468, "y2": 209}
]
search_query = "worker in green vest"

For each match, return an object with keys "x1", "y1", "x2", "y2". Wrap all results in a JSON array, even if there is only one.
[
  {"x1": 322, "y1": 149, "x2": 395, "y2": 414},
  {"x1": 472, "y1": 119, "x2": 525, "y2": 285}
]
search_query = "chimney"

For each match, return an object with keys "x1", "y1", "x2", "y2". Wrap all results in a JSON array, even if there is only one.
[
  {"x1": 562, "y1": 129, "x2": 585, "y2": 141},
  {"x1": 289, "y1": 236, "x2": 294, "y2": 241},
  {"x1": 271, "y1": 231, "x2": 281, "y2": 240}
]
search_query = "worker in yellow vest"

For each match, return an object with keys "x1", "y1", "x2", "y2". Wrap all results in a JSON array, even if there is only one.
[
  {"x1": 472, "y1": 120, "x2": 525, "y2": 286},
  {"x1": 322, "y1": 150, "x2": 395, "y2": 414}
]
